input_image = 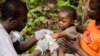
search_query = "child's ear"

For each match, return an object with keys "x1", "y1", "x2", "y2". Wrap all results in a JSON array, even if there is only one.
[{"x1": 71, "y1": 20, "x2": 75, "y2": 24}]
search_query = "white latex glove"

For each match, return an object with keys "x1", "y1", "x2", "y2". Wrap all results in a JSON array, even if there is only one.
[
  {"x1": 35, "y1": 29, "x2": 53, "y2": 40},
  {"x1": 35, "y1": 30, "x2": 45, "y2": 40},
  {"x1": 45, "y1": 34, "x2": 59, "y2": 53},
  {"x1": 35, "y1": 39, "x2": 49, "y2": 54},
  {"x1": 39, "y1": 29, "x2": 53, "y2": 34}
]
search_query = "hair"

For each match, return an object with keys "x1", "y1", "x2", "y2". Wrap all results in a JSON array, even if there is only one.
[
  {"x1": 59, "y1": 6, "x2": 77, "y2": 20},
  {"x1": 89, "y1": 0, "x2": 100, "y2": 12},
  {"x1": 0, "y1": 0, "x2": 28, "y2": 20}
]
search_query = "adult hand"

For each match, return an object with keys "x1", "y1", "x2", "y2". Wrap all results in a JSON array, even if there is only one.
[
  {"x1": 62, "y1": 39, "x2": 80, "y2": 52},
  {"x1": 35, "y1": 39, "x2": 49, "y2": 54},
  {"x1": 35, "y1": 29, "x2": 53, "y2": 40},
  {"x1": 63, "y1": 39, "x2": 88, "y2": 56},
  {"x1": 35, "y1": 30, "x2": 45, "y2": 40}
]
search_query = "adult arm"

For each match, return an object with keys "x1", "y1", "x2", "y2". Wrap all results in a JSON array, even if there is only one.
[
  {"x1": 76, "y1": 47, "x2": 88, "y2": 56},
  {"x1": 76, "y1": 25, "x2": 86, "y2": 33},
  {"x1": 63, "y1": 40, "x2": 88, "y2": 56},
  {"x1": 30, "y1": 38, "x2": 49, "y2": 56},
  {"x1": 14, "y1": 35, "x2": 38, "y2": 54}
]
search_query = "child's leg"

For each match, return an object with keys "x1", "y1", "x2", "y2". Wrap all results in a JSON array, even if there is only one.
[{"x1": 57, "y1": 46, "x2": 65, "y2": 56}]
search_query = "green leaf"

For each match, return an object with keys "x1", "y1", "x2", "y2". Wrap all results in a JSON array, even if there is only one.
[
  {"x1": 34, "y1": 16, "x2": 45, "y2": 23},
  {"x1": 57, "y1": 0, "x2": 70, "y2": 7}
]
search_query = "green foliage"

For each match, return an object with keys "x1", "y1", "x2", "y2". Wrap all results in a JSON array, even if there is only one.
[
  {"x1": 57, "y1": 0, "x2": 70, "y2": 7},
  {"x1": 57, "y1": 0, "x2": 79, "y2": 7},
  {"x1": 22, "y1": 0, "x2": 44, "y2": 35},
  {"x1": 22, "y1": 0, "x2": 79, "y2": 35}
]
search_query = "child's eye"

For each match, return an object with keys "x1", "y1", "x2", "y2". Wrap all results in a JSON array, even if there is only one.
[{"x1": 62, "y1": 21, "x2": 67, "y2": 23}]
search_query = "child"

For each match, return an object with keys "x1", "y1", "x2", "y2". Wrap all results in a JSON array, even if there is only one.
[{"x1": 51, "y1": 6, "x2": 78, "y2": 56}]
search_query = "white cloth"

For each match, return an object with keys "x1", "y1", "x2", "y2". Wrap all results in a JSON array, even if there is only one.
[{"x1": 0, "y1": 24, "x2": 18, "y2": 56}]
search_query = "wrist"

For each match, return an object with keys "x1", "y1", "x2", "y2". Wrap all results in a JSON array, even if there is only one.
[
  {"x1": 76, "y1": 48, "x2": 88, "y2": 56},
  {"x1": 55, "y1": 32, "x2": 60, "y2": 39},
  {"x1": 31, "y1": 35, "x2": 38, "y2": 42},
  {"x1": 76, "y1": 47, "x2": 84, "y2": 54},
  {"x1": 31, "y1": 50, "x2": 42, "y2": 56},
  {"x1": 35, "y1": 46, "x2": 43, "y2": 53}
]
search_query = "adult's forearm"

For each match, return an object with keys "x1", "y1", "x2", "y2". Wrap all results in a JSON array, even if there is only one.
[
  {"x1": 17, "y1": 35, "x2": 38, "y2": 53},
  {"x1": 76, "y1": 25, "x2": 86, "y2": 33},
  {"x1": 76, "y1": 48, "x2": 88, "y2": 56}
]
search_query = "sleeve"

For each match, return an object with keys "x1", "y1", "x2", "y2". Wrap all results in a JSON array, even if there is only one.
[
  {"x1": 10, "y1": 31, "x2": 20, "y2": 43},
  {"x1": 0, "y1": 39, "x2": 17, "y2": 56},
  {"x1": 0, "y1": 34, "x2": 18, "y2": 56},
  {"x1": 64, "y1": 26, "x2": 78, "y2": 39}
]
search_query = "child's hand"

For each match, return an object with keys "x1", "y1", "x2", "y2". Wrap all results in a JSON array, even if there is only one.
[{"x1": 50, "y1": 33, "x2": 60, "y2": 39}]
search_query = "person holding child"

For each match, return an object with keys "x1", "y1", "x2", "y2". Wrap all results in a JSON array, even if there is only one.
[{"x1": 64, "y1": 0, "x2": 100, "y2": 56}]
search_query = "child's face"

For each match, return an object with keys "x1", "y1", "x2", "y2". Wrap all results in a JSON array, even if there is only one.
[{"x1": 58, "y1": 12, "x2": 73, "y2": 30}]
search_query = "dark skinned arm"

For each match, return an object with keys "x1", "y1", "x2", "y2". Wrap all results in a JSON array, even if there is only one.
[
  {"x1": 76, "y1": 25, "x2": 86, "y2": 33},
  {"x1": 13, "y1": 35, "x2": 38, "y2": 54},
  {"x1": 75, "y1": 47, "x2": 88, "y2": 56},
  {"x1": 51, "y1": 25, "x2": 86, "y2": 39},
  {"x1": 50, "y1": 32, "x2": 67, "y2": 39}
]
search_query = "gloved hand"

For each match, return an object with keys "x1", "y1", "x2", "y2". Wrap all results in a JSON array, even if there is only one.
[
  {"x1": 35, "y1": 30, "x2": 45, "y2": 40},
  {"x1": 35, "y1": 39, "x2": 49, "y2": 54},
  {"x1": 35, "y1": 29, "x2": 53, "y2": 40},
  {"x1": 45, "y1": 34, "x2": 59, "y2": 53}
]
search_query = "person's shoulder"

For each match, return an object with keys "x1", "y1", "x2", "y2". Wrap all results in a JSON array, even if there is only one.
[
  {"x1": 87, "y1": 20, "x2": 95, "y2": 31},
  {"x1": 64, "y1": 26, "x2": 76, "y2": 32},
  {"x1": 88, "y1": 20, "x2": 95, "y2": 26}
]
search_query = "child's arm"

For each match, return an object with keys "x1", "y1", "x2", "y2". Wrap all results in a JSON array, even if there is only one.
[
  {"x1": 51, "y1": 26, "x2": 78, "y2": 39},
  {"x1": 50, "y1": 32, "x2": 67, "y2": 39}
]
